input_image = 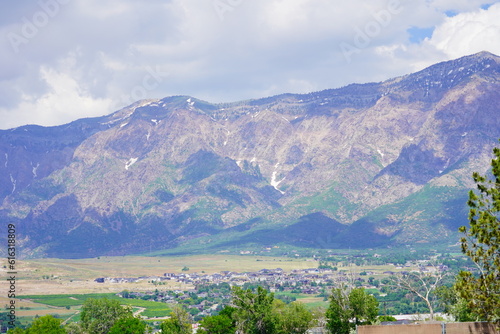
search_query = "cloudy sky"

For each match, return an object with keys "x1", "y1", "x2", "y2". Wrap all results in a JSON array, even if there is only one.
[{"x1": 1, "y1": 0, "x2": 500, "y2": 129}]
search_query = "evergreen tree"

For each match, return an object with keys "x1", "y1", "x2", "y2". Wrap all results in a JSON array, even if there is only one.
[{"x1": 457, "y1": 143, "x2": 500, "y2": 325}]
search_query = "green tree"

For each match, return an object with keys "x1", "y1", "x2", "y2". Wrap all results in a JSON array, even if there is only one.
[
  {"x1": 80, "y1": 298, "x2": 132, "y2": 334},
  {"x1": 273, "y1": 300, "x2": 313, "y2": 334},
  {"x1": 122, "y1": 290, "x2": 130, "y2": 299},
  {"x1": 231, "y1": 286, "x2": 276, "y2": 334},
  {"x1": 436, "y1": 285, "x2": 476, "y2": 322},
  {"x1": 348, "y1": 288, "x2": 379, "y2": 326},
  {"x1": 1, "y1": 312, "x2": 23, "y2": 332},
  {"x1": 325, "y1": 288, "x2": 351, "y2": 334},
  {"x1": 198, "y1": 306, "x2": 236, "y2": 334},
  {"x1": 64, "y1": 322, "x2": 83, "y2": 334},
  {"x1": 160, "y1": 305, "x2": 192, "y2": 334},
  {"x1": 108, "y1": 315, "x2": 147, "y2": 334},
  {"x1": 326, "y1": 288, "x2": 379, "y2": 334},
  {"x1": 457, "y1": 144, "x2": 500, "y2": 325},
  {"x1": 7, "y1": 328, "x2": 26, "y2": 334},
  {"x1": 24, "y1": 315, "x2": 65, "y2": 334}
]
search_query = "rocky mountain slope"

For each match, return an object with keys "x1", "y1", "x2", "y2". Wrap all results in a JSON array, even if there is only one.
[{"x1": 2, "y1": 51, "x2": 500, "y2": 258}]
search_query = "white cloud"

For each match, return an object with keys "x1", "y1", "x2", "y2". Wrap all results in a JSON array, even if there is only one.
[
  {"x1": 427, "y1": 3, "x2": 500, "y2": 58},
  {"x1": 0, "y1": 63, "x2": 112, "y2": 129}
]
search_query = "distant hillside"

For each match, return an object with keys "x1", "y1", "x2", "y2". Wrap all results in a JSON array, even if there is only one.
[{"x1": 1, "y1": 51, "x2": 500, "y2": 258}]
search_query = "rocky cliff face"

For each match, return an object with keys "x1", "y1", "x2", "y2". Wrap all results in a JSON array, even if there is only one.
[{"x1": 2, "y1": 51, "x2": 500, "y2": 258}]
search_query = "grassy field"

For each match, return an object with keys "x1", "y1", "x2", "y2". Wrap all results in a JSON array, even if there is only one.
[
  {"x1": 20, "y1": 254, "x2": 314, "y2": 277},
  {"x1": 275, "y1": 292, "x2": 329, "y2": 309}
]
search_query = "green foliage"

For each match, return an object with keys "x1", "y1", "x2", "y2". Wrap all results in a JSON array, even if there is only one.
[
  {"x1": 64, "y1": 322, "x2": 83, "y2": 334},
  {"x1": 122, "y1": 290, "x2": 130, "y2": 299},
  {"x1": 1, "y1": 312, "x2": 23, "y2": 331},
  {"x1": 7, "y1": 328, "x2": 26, "y2": 334},
  {"x1": 160, "y1": 305, "x2": 192, "y2": 334},
  {"x1": 198, "y1": 315, "x2": 234, "y2": 334},
  {"x1": 377, "y1": 315, "x2": 397, "y2": 322},
  {"x1": 326, "y1": 288, "x2": 379, "y2": 334},
  {"x1": 273, "y1": 300, "x2": 314, "y2": 334},
  {"x1": 274, "y1": 294, "x2": 297, "y2": 304},
  {"x1": 457, "y1": 144, "x2": 500, "y2": 325},
  {"x1": 325, "y1": 288, "x2": 351, "y2": 334},
  {"x1": 198, "y1": 306, "x2": 236, "y2": 334},
  {"x1": 24, "y1": 315, "x2": 65, "y2": 334},
  {"x1": 436, "y1": 285, "x2": 476, "y2": 322},
  {"x1": 349, "y1": 288, "x2": 379, "y2": 326},
  {"x1": 231, "y1": 286, "x2": 276, "y2": 334},
  {"x1": 358, "y1": 184, "x2": 468, "y2": 244},
  {"x1": 108, "y1": 316, "x2": 148, "y2": 334},
  {"x1": 80, "y1": 298, "x2": 132, "y2": 334}
]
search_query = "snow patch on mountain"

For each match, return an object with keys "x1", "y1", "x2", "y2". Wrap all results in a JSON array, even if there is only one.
[
  {"x1": 10, "y1": 174, "x2": 16, "y2": 194},
  {"x1": 31, "y1": 162, "x2": 40, "y2": 178},
  {"x1": 125, "y1": 158, "x2": 138, "y2": 170},
  {"x1": 271, "y1": 163, "x2": 286, "y2": 194}
]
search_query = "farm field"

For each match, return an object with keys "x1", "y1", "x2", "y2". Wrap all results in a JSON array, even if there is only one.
[
  {"x1": 0, "y1": 296, "x2": 77, "y2": 327},
  {"x1": 18, "y1": 293, "x2": 172, "y2": 319},
  {"x1": 3, "y1": 293, "x2": 173, "y2": 326}
]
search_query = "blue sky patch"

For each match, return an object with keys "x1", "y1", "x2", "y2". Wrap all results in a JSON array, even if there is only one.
[{"x1": 407, "y1": 26, "x2": 435, "y2": 44}]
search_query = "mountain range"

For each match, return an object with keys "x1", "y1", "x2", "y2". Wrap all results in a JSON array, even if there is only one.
[{"x1": 2, "y1": 51, "x2": 500, "y2": 258}]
